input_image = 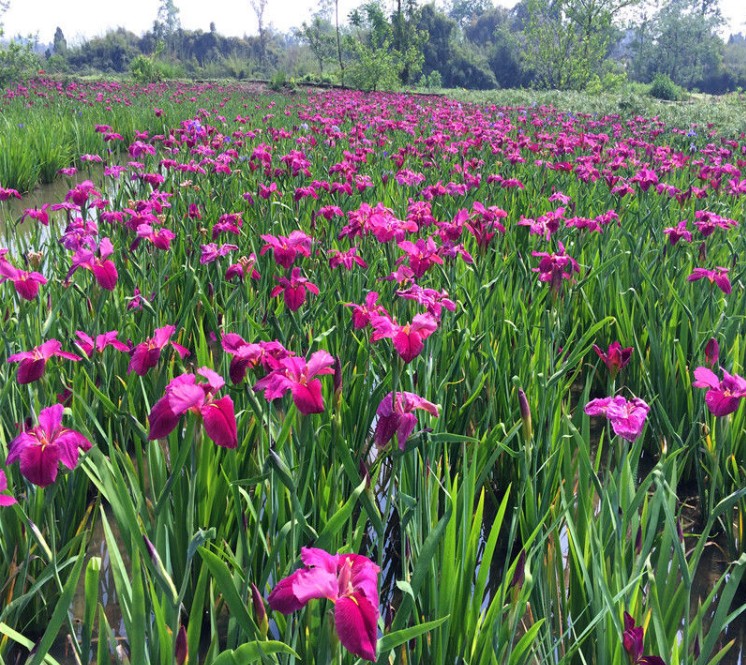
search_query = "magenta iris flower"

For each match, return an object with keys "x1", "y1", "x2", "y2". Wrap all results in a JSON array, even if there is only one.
[
  {"x1": 346, "y1": 292, "x2": 387, "y2": 330},
  {"x1": 221, "y1": 334, "x2": 289, "y2": 384},
  {"x1": 6, "y1": 404, "x2": 92, "y2": 488},
  {"x1": 663, "y1": 221, "x2": 692, "y2": 245},
  {"x1": 692, "y1": 366, "x2": 746, "y2": 416},
  {"x1": 225, "y1": 254, "x2": 261, "y2": 282},
  {"x1": 370, "y1": 313, "x2": 438, "y2": 363},
  {"x1": 397, "y1": 237, "x2": 444, "y2": 278},
  {"x1": 374, "y1": 391, "x2": 440, "y2": 450},
  {"x1": 532, "y1": 242, "x2": 579, "y2": 292},
  {"x1": 0, "y1": 257, "x2": 47, "y2": 300},
  {"x1": 687, "y1": 267, "x2": 731, "y2": 294},
  {"x1": 8, "y1": 339, "x2": 81, "y2": 384},
  {"x1": 592, "y1": 342, "x2": 633, "y2": 378},
  {"x1": 704, "y1": 338, "x2": 719, "y2": 368},
  {"x1": 74, "y1": 330, "x2": 130, "y2": 357},
  {"x1": 396, "y1": 285, "x2": 456, "y2": 319},
  {"x1": 584, "y1": 395, "x2": 650, "y2": 442},
  {"x1": 268, "y1": 547, "x2": 380, "y2": 662},
  {"x1": 128, "y1": 325, "x2": 190, "y2": 376},
  {"x1": 260, "y1": 231, "x2": 312, "y2": 269},
  {"x1": 270, "y1": 267, "x2": 319, "y2": 311},
  {"x1": 622, "y1": 612, "x2": 666, "y2": 665},
  {"x1": 67, "y1": 237, "x2": 118, "y2": 290},
  {"x1": 65, "y1": 180, "x2": 100, "y2": 208},
  {"x1": 253, "y1": 350, "x2": 335, "y2": 414},
  {"x1": 148, "y1": 367, "x2": 237, "y2": 448},
  {"x1": 0, "y1": 469, "x2": 17, "y2": 506},
  {"x1": 200, "y1": 243, "x2": 238, "y2": 265},
  {"x1": 329, "y1": 247, "x2": 367, "y2": 271}
]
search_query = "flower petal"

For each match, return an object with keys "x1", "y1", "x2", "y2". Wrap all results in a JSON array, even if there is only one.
[{"x1": 334, "y1": 594, "x2": 379, "y2": 661}]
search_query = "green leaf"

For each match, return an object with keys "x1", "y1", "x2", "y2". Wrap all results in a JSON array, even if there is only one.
[
  {"x1": 28, "y1": 543, "x2": 86, "y2": 665},
  {"x1": 210, "y1": 640, "x2": 300, "y2": 665},
  {"x1": 378, "y1": 615, "x2": 449, "y2": 654}
]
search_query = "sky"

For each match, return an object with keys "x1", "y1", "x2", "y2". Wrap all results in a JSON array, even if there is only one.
[{"x1": 2, "y1": 0, "x2": 744, "y2": 45}]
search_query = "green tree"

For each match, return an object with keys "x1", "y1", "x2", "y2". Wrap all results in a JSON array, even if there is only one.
[
  {"x1": 638, "y1": 0, "x2": 725, "y2": 89},
  {"x1": 251, "y1": 0, "x2": 268, "y2": 66},
  {"x1": 525, "y1": 0, "x2": 638, "y2": 89},
  {"x1": 297, "y1": 2, "x2": 336, "y2": 75},
  {"x1": 52, "y1": 26, "x2": 68, "y2": 56},
  {"x1": 347, "y1": 1, "x2": 410, "y2": 90}
]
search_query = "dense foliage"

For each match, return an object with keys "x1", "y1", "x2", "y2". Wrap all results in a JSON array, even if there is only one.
[
  {"x1": 1, "y1": 0, "x2": 745, "y2": 93},
  {"x1": 1, "y1": 80, "x2": 746, "y2": 664}
]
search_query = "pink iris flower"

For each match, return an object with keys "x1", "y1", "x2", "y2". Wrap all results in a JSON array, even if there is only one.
[
  {"x1": 6, "y1": 404, "x2": 92, "y2": 488},
  {"x1": 20, "y1": 204, "x2": 51, "y2": 226},
  {"x1": 8, "y1": 339, "x2": 81, "y2": 384},
  {"x1": 148, "y1": 367, "x2": 237, "y2": 448},
  {"x1": 65, "y1": 180, "x2": 100, "y2": 208},
  {"x1": 253, "y1": 350, "x2": 335, "y2": 415},
  {"x1": 532, "y1": 242, "x2": 580, "y2": 292},
  {"x1": 584, "y1": 395, "x2": 650, "y2": 442},
  {"x1": 74, "y1": 330, "x2": 130, "y2": 357},
  {"x1": 0, "y1": 187, "x2": 21, "y2": 201},
  {"x1": 270, "y1": 267, "x2": 319, "y2": 312},
  {"x1": 128, "y1": 325, "x2": 190, "y2": 376},
  {"x1": 225, "y1": 254, "x2": 261, "y2": 282},
  {"x1": 692, "y1": 366, "x2": 746, "y2": 416},
  {"x1": 704, "y1": 338, "x2": 719, "y2": 368},
  {"x1": 67, "y1": 237, "x2": 118, "y2": 290},
  {"x1": 687, "y1": 267, "x2": 731, "y2": 294},
  {"x1": 200, "y1": 243, "x2": 238, "y2": 265},
  {"x1": 396, "y1": 285, "x2": 456, "y2": 319},
  {"x1": 622, "y1": 612, "x2": 666, "y2": 665},
  {"x1": 268, "y1": 547, "x2": 380, "y2": 662},
  {"x1": 592, "y1": 342, "x2": 633, "y2": 378},
  {"x1": 663, "y1": 221, "x2": 692, "y2": 245},
  {"x1": 221, "y1": 334, "x2": 289, "y2": 384},
  {"x1": 0, "y1": 469, "x2": 17, "y2": 506},
  {"x1": 0, "y1": 256, "x2": 47, "y2": 300},
  {"x1": 397, "y1": 237, "x2": 444, "y2": 278},
  {"x1": 374, "y1": 391, "x2": 440, "y2": 450},
  {"x1": 135, "y1": 224, "x2": 176, "y2": 251},
  {"x1": 329, "y1": 247, "x2": 367, "y2": 271},
  {"x1": 346, "y1": 292, "x2": 388, "y2": 330},
  {"x1": 370, "y1": 313, "x2": 438, "y2": 363},
  {"x1": 260, "y1": 231, "x2": 313, "y2": 269}
]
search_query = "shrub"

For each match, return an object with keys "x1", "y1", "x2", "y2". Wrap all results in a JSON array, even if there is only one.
[{"x1": 649, "y1": 73, "x2": 684, "y2": 101}]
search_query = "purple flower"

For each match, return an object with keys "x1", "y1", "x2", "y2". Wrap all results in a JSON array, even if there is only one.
[
  {"x1": 687, "y1": 267, "x2": 731, "y2": 294},
  {"x1": 584, "y1": 395, "x2": 650, "y2": 442},
  {"x1": 253, "y1": 350, "x2": 335, "y2": 415},
  {"x1": 622, "y1": 612, "x2": 666, "y2": 665},
  {"x1": 74, "y1": 330, "x2": 130, "y2": 357},
  {"x1": 67, "y1": 237, "x2": 118, "y2": 290},
  {"x1": 373, "y1": 391, "x2": 440, "y2": 450},
  {"x1": 6, "y1": 404, "x2": 92, "y2": 487},
  {"x1": 692, "y1": 366, "x2": 746, "y2": 416},
  {"x1": 0, "y1": 469, "x2": 17, "y2": 506},
  {"x1": 128, "y1": 325, "x2": 190, "y2": 376},
  {"x1": 592, "y1": 342, "x2": 633, "y2": 378},
  {"x1": 268, "y1": 547, "x2": 380, "y2": 661},
  {"x1": 148, "y1": 367, "x2": 237, "y2": 448},
  {"x1": 8, "y1": 339, "x2": 81, "y2": 384}
]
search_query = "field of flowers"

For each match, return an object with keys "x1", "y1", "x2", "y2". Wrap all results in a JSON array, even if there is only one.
[{"x1": 1, "y1": 79, "x2": 746, "y2": 665}]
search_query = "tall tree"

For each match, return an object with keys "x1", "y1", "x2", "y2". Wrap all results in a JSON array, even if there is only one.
[
  {"x1": 297, "y1": 7, "x2": 336, "y2": 74},
  {"x1": 155, "y1": 0, "x2": 181, "y2": 39},
  {"x1": 53, "y1": 26, "x2": 68, "y2": 56},
  {"x1": 639, "y1": 0, "x2": 724, "y2": 88},
  {"x1": 524, "y1": 0, "x2": 639, "y2": 89},
  {"x1": 251, "y1": 0, "x2": 268, "y2": 65}
]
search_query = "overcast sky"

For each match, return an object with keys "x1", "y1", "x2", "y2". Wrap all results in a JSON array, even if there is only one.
[{"x1": 2, "y1": 0, "x2": 744, "y2": 45}]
